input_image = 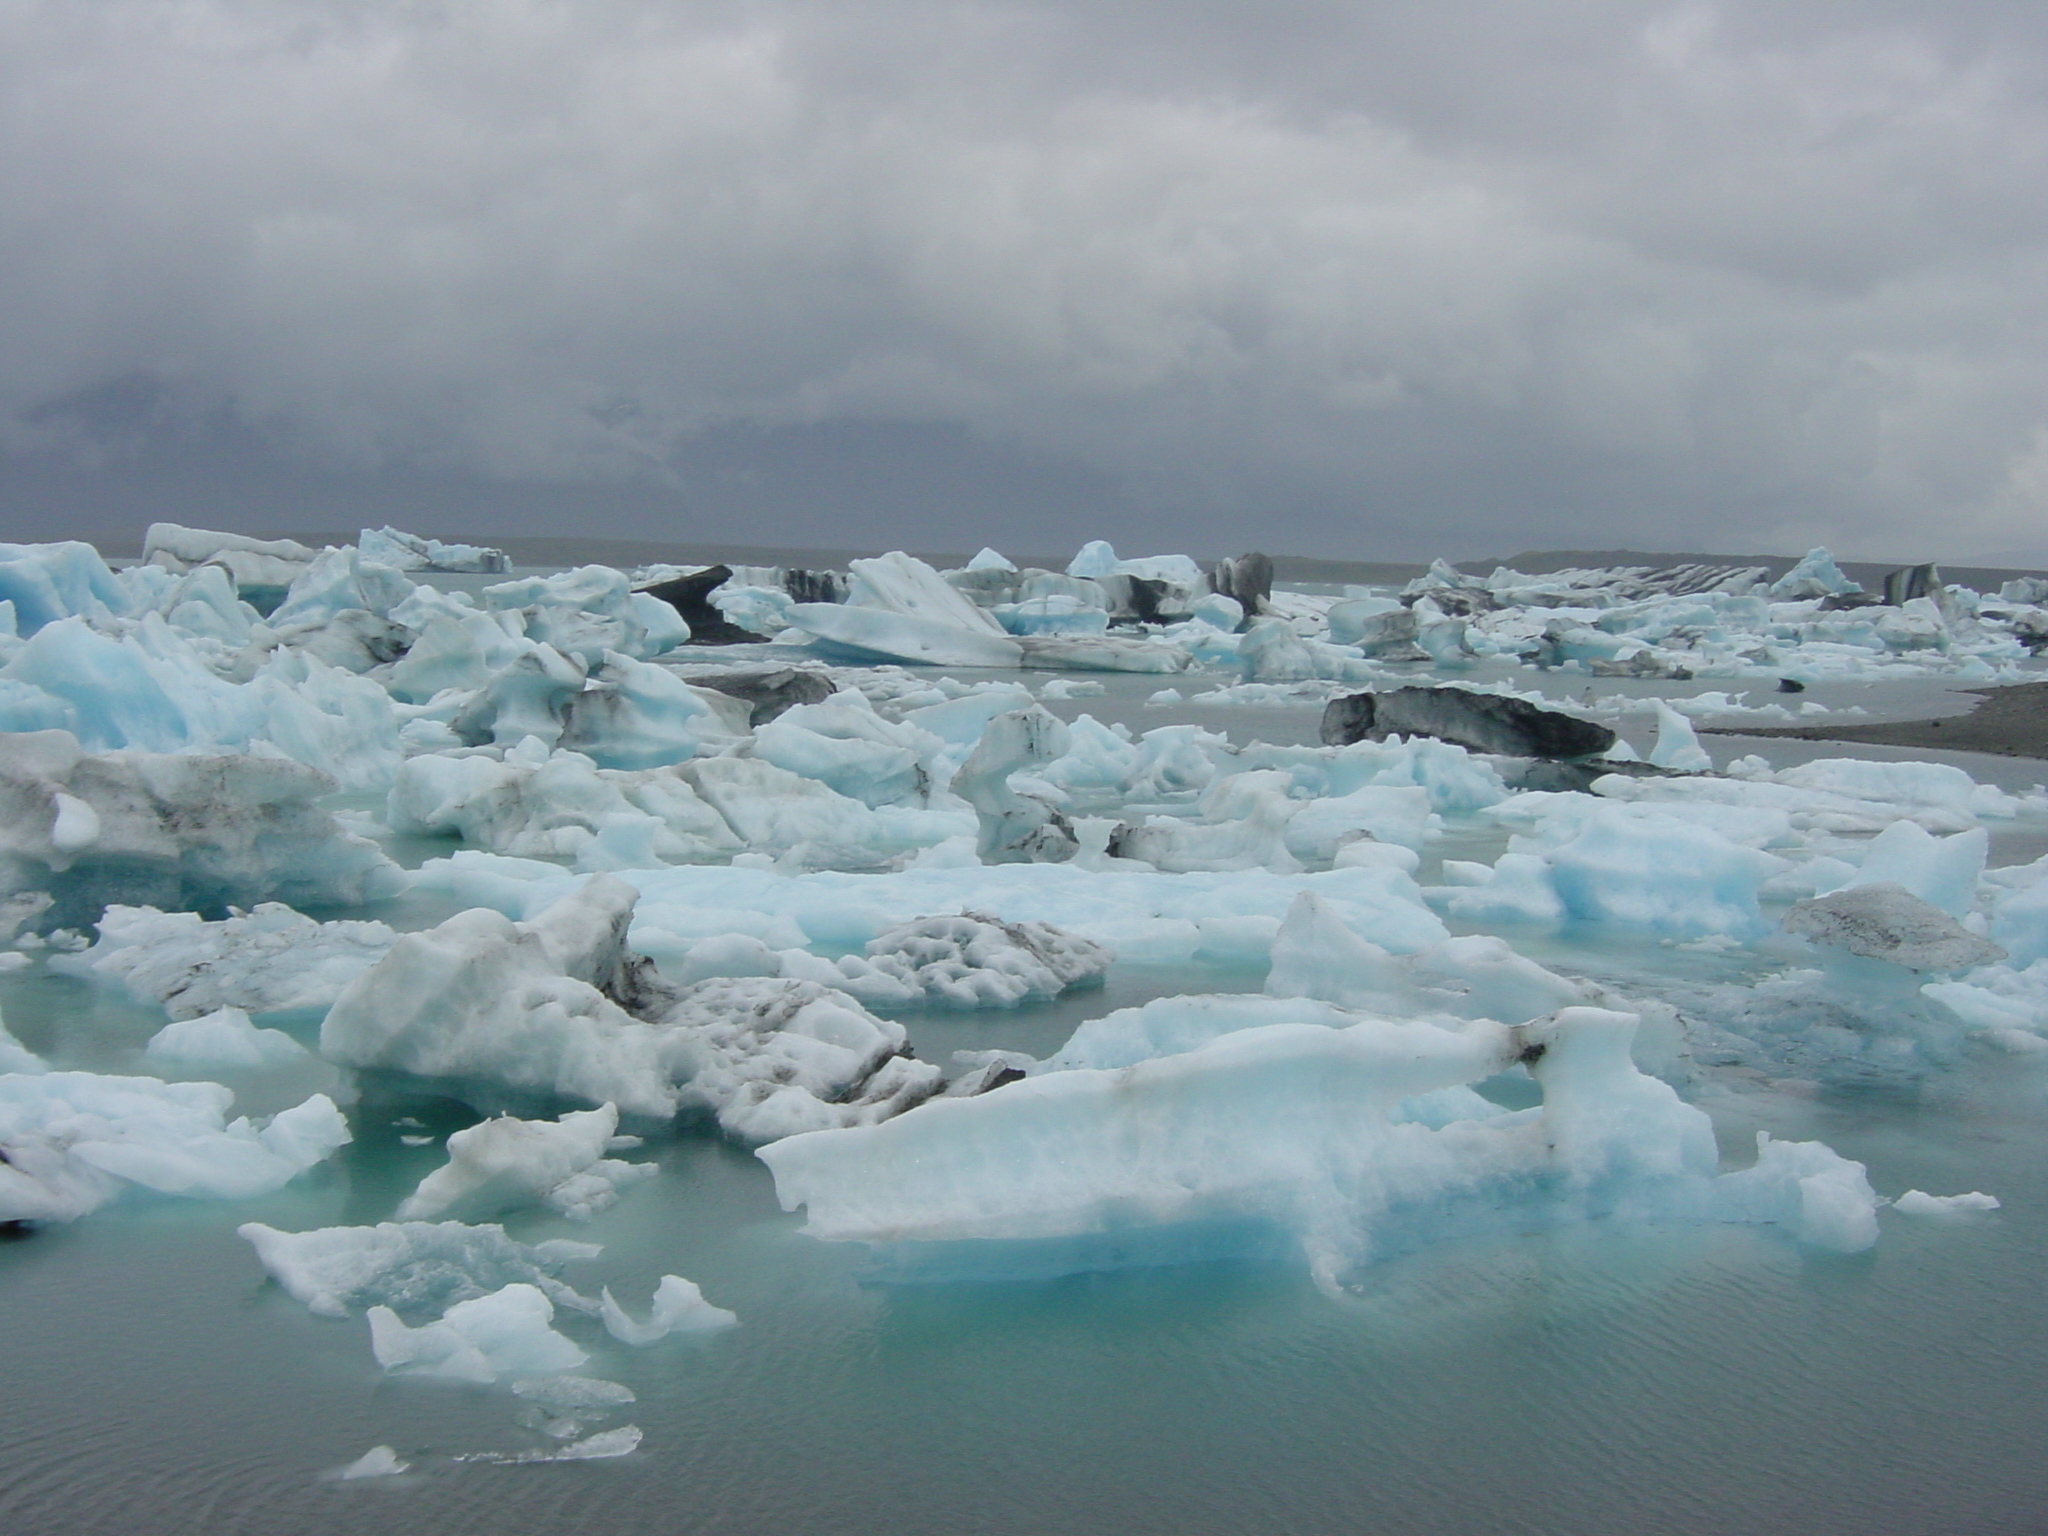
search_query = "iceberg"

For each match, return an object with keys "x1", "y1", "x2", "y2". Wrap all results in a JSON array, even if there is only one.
[
  {"x1": 74, "y1": 903, "x2": 398, "y2": 1018},
  {"x1": 369, "y1": 1282, "x2": 589, "y2": 1382},
  {"x1": 396, "y1": 1104, "x2": 655, "y2": 1222},
  {"x1": 238, "y1": 1218, "x2": 602, "y2": 1318},
  {"x1": 0, "y1": 730, "x2": 400, "y2": 929},
  {"x1": 760, "y1": 1004, "x2": 1879, "y2": 1288},
  {"x1": 600, "y1": 1275, "x2": 738, "y2": 1345},
  {"x1": 0, "y1": 1074, "x2": 349, "y2": 1224},
  {"x1": 144, "y1": 1007, "x2": 310, "y2": 1068},
  {"x1": 322, "y1": 876, "x2": 942, "y2": 1139},
  {"x1": 357, "y1": 527, "x2": 509, "y2": 574}
]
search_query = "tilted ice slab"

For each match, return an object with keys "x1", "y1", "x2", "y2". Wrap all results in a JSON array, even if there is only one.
[
  {"x1": 790, "y1": 601, "x2": 1024, "y2": 668},
  {"x1": 0, "y1": 730, "x2": 400, "y2": 930},
  {"x1": 0, "y1": 1065, "x2": 349, "y2": 1225},
  {"x1": 70, "y1": 902, "x2": 399, "y2": 1018},
  {"x1": 397, "y1": 1103, "x2": 656, "y2": 1222},
  {"x1": 759, "y1": 1005, "x2": 1880, "y2": 1288}
]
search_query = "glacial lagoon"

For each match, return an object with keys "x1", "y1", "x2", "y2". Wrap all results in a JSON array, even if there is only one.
[{"x1": 3, "y1": 534, "x2": 2047, "y2": 1534}]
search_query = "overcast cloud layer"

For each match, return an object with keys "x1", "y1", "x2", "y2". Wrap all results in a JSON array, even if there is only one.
[{"x1": 3, "y1": 0, "x2": 2046, "y2": 561}]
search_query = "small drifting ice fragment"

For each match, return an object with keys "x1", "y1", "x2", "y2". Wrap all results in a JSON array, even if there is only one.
[
  {"x1": 601, "y1": 1275, "x2": 738, "y2": 1345},
  {"x1": 459, "y1": 1426, "x2": 644, "y2": 1464},
  {"x1": 326, "y1": 1445, "x2": 410, "y2": 1481},
  {"x1": 145, "y1": 1007, "x2": 309, "y2": 1069},
  {"x1": 1893, "y1": 1190, "x2": 2001, "y2": 1217}
]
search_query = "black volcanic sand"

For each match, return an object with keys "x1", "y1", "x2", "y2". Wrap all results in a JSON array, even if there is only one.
[{"x1": 1706, "y1": 681, "x2": 2048, "y2": 760}]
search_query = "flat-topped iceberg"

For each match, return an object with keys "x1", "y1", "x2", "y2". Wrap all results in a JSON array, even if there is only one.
[{"x1": 760, "y1": 1004, "x2": 1879, "y2": 1287}]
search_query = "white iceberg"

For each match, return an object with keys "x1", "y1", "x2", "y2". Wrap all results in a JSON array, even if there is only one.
[
  {"x1": 397, "y1": 1104, "x2": 655, "y2": 1222},
  {"x1": 0, "y1": 1074, "x2": 349, "y2": 1224}
]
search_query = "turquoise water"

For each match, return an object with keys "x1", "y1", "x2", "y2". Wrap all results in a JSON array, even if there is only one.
[{"x1": 2, "y1": 1057, "x2": 2045, "y2": 1534}]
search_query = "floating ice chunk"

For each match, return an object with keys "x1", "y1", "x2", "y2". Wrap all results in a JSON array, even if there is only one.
[
  {"x1": 319, "y1": 887, "x2": 686, "y2": 1119},
  {"x1": 369, "y1": 1282, "x2": 589, "y2": 1382},
  {"x1": 1836, "y1": 822, "x2": 1987, "y2": 917},
  {"x1": 325, "y1": 877, "x2": 938, "y2": 1140},
  {"x1": 1237, "y1": 619, "x2": 1318, "y2": 682},
  {"x1": 1711, "y1": 1134, "x2": 1880, "y2": 1253},
  {"x1": 966, "y1": 547, "x2": 1016, "y2": 572},
  {"x1": 1773, "y1": 759, "x2": 2009, "y2": 819},
  {"x1": 397, "y1": 1105, "x2": 655, "y2": 1222},
  {"x1": 599, "y1": 1275, "x2": 738, "y2": 1344},
  {"x1": 1038, "y1": 992, "x2": 1368, "y2": 1073},
  {"x1": 239, "y1": 1219, "x2": 601, "y2": 1319},
  {"x1": 953, "y1": 708, "x2": 1078, "y2": 864},
  {"x1": 0, "y1": 1075, "x2": 348, "y2": 1224},
  {"x1": 852, "y1": 912, "x2": 1111, "y2": 1008},
  {"x1": 1782, "y1": 883, "x2": 2006, "y2": 972},
  {"x1": 1768, "y1": 548, "x2": 1860, "y2": 599},
  {"x1": 677, "y1": 756, "x2": 969, "y2": 866},
  {"x1": 1267, "y1": 893, "x2": 1588, "y2": 1025},
  {"x1": 1282, "y1": 784, "x2": 1435, "y2": 861},
  {"x1": 1189, "y1": 592, "x2": 1243, "y2": 632},
  {"x1": 143, "y1": 524, "x2": 319, "y2": 592},
  {"x1": 791, "y1": 602, "x2": 1023, "y2": 668},
  {"x1": 145, "y1": 1007, "x2": 309, "y2": 1068},
  {"x1": 1647, "y1": 701, "x2": 1712, "y2": 772},
  {"x1": 387, "y1": 746, "x2": 742, "y2": 868},
  {"x1": 1323, "y1": 687, "x2": 1615, "y2": 759},
  {"x1": 357, "y1": 527, "x2": 508, "y2": 574},
  {"x1": 74, "y1": 903, "x2": 397, "y2": 1018},
  {"x1": 847, "y1": 552, "x2": 1009, "y2": 635},
  {"x1": 763, "y1": 1004, "x2": 1850, "y2": 1285},
  {"x1": 1448, "y1": 803, "x2": 1783, "y2": 940},
  {"x1": 483, "y1": 1425, "x2": 634, "y2": 1458},
  {"x1": 753, "y1": 697, "x2": 940, "y2": 807},
  {"x1": 450, "y1": 647, "x2": 587, "y2": 748},
  {"x1": 659, "y1": 977, "x2": 942, "y2": 1143},
  {"x1": 1017, "y1": 634, "x2": 1193, "y2": 672},
  {"x1": 559, "y1": 654, "x2": 750, "y2": 770},
  {"x1": 0, "y1": 730, "x2": 400, "y2": 929},
  {"x1": 1111, "y1": 770, "x2": 1302, "y2": 874},
  {"x1": 326, "y1": 1445, "x2": 410, "y2": 1480},
  {"x1": 1066, "y1": 540, "x2": 1122, "y2": 579},
  {"x1": 513, "y1": 1375, "x2": 636, "y2": 1411},
  {"x1": 1892, "y1": 1189, "x2": 2000, "y2": 1216}
]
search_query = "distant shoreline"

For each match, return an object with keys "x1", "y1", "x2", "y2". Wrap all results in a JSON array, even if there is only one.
[{"x1": 1705, "y1": 682, "x2": 2048, "y2": 760}]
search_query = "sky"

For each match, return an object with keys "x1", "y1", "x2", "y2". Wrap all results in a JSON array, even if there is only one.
[{"x1": 2, "y1": 0, "x2": 2046, "y2": 564}]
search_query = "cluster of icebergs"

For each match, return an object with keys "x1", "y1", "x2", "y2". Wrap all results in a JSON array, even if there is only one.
[{"x1": 0, "y1": 523, "x2": 2031, "y2": 1468}]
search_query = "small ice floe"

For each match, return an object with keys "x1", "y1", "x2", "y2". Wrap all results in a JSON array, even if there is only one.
[
  {"x1": 457, "y1": 1426, "x2": 643, "y2": 1464},
  {"x1": 600, "y1": 1275, "x2": 738, "y2": 1345},
  {"x1": 1892, "y1": 1190, "x2": 2002, "y2": 1217},
  {"x1": 325, "y1": 1445, "x2": 410, "y2": 1481}
]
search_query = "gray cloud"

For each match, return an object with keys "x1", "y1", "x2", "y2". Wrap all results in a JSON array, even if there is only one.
[{"x1": 3, "y1": 1, "x2": 2046, "y2": 560}]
